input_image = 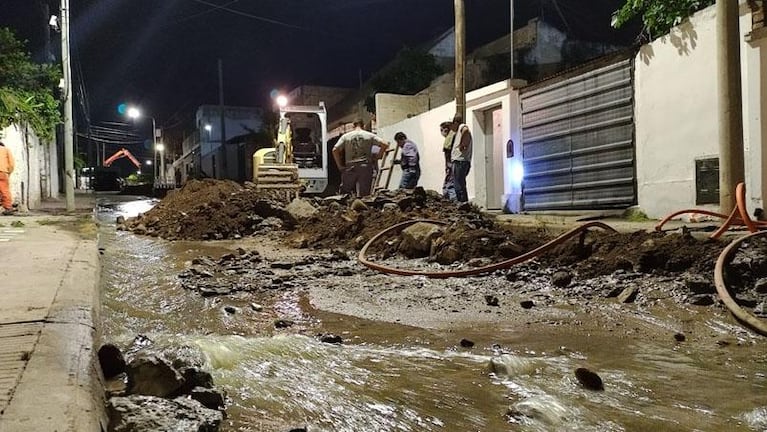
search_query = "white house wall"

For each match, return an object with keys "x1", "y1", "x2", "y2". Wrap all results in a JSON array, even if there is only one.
[
  {"x1": 0, "y1": 124, "x2": 57, "y2": 210},
  {"x1": 743, "y1": 14, "x2": 767, "y2": 210},
  {"x1": 377, "y1": 80, "x2": 515, "y2": 209},
  {"x1": 635, "y1": 6, "x2": 718, "y2": 218},
  {"x1": 635, "y1": 4, "x2": 763, "y2": 218}
]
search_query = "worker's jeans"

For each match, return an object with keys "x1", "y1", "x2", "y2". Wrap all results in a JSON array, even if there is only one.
[
  {"x1": 340, "y1": 163, "x2": 373, "y2": 197},
  {"x1": 452, "y1": 160, "x2": 471, "y2": 202},
  {"x1": 399, "y1": 167, "x2": 420, "y2": 189},
  {"x1": 443, "y1": 164, "x2": 456, "y2": 200}
]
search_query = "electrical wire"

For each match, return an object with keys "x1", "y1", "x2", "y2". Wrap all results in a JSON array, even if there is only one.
[
  {"x1": 170, "y1": 0, "x2": 241, "y2": 25},
  {"x1": 186, "y1": 0, "x2": 311, "y2": 31}
]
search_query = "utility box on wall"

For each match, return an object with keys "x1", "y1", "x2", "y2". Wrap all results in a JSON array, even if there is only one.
[{"x1": 695, "y1": 157, "x2": 719, "y2": 205}]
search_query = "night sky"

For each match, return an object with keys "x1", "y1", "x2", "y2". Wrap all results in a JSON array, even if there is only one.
[{"x1": 1, "y1": 0, "x2": 637, "y2": 159}]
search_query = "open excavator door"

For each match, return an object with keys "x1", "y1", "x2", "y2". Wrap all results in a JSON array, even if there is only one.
[{"x1": 104, "y1": 148, "x2": 141, "y2": 169}]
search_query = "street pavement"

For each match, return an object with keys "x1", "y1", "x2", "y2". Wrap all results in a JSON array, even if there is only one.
[{"x1": 0, "y1": 193, "x2": 104, "y2": 432}]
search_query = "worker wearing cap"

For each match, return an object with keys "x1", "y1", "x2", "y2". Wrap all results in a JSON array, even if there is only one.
[{"x1": 0, "y1": 141, "x2": 15, "y2": 214}]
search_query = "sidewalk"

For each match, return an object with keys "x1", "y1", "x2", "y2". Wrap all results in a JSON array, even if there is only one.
[
  {"x1": 0, "y1": 194, "x2": 104, "y2": 431},
  {"x1": 496, "y1": 211, "x2": 727, "y2": 235}
]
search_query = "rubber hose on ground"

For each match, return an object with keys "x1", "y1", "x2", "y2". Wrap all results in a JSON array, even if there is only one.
[
  {"x1": 358, "y1": 219, "x2": 617, "y2": 279},
  {"x1": 714, "y1": 230, "x2": 767, "y2": 336},
  {"x1": 655, "y1": 182, "x2": 767, "y2": 237}
]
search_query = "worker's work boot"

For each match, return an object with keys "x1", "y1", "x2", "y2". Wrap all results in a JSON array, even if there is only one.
[{"x1": 2, "y1": 208, "x2": 17, "y2": 215}]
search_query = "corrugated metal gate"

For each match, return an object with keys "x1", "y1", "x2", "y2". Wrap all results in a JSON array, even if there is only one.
[{"x1": 520, "y1": 58, "x2": 636, "y2": 210}]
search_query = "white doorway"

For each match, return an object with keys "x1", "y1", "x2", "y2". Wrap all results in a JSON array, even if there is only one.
[{"x1": 484, "y1": 108, "x2": 504, "y2": 210}]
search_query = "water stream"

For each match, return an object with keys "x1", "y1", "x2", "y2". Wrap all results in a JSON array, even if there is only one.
[{"x1": 98, "y1": 196, "x2": 767, "y2": 431}]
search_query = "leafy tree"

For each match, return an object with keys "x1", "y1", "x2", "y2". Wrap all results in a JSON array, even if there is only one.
[
  {"x1": 0, "y1": 27, "x2": 61, "y2": 141},
  {"x1": 365, "y1": 47, "x2": 442, "y2": 113},
  {"x1": 612, "y1": 0, "x2": 715, "y2": 39}
]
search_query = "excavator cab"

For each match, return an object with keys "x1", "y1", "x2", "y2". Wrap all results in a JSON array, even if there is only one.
[
  {"x1": 292, "y1": 127, "x2": 319, "y2": 169},
  {"x1": 252, "y1": 102, "x2": 328, "y2": 194}
]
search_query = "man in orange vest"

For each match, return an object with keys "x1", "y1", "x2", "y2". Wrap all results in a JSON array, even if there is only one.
[{"x1": 0, "y1": 141, "x2": 16, "y2": 215}]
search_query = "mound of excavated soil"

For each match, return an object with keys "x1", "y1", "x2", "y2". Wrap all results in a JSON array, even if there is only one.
[
  {"x1": 289, "y1": 188, "x2": 502, "y2": 251},
  {"x1": 542, "y1": 229, "x2": 726, "y2": 278},
  {"x1": 121, "y1": 179, "x2": 293, "y2": 240},
  {"x1": 289, "y1": 187, "x2": 726, "y2": 278},
  {"x1": 120, "y1": 179, "x2": 728, "y2": 282}
]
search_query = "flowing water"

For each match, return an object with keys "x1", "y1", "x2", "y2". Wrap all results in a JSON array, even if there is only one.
[{"x1": 98, "y1": 196, "x2": 767, "y2": 432}]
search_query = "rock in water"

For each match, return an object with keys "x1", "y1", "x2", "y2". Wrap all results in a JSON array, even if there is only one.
[
  {"x1": 575, "y1": 368, "x2": 604, "y2": 391},
  {"x1": 98, "y1": 343, "x2": 127, "y2": 379},
  {"x1": 107, "y1": 395, "x2": 223, "y2": 432},
  {"x1": 319, "y1": 334, "x2": 343, "y2": 344},
  {"x1": 551, "y1": 270, "x2": 572, "y2": 288},
  {"x1": 485, "y1": 295, "x2": 500, "y2": 307}
]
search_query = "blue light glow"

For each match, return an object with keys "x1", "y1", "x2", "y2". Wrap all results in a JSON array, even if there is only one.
[{"x1": 511, "y1": 161, "x2": 524, "y2": 185}]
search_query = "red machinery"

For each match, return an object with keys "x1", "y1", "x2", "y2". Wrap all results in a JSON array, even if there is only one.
[{"x1": 103, "y1": 148, "x2": 141, "y2": 169}]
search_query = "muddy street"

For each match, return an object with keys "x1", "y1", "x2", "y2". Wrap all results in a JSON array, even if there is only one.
[{"x1": 98, "y1": 188, "x2": 767, "y2": 432}]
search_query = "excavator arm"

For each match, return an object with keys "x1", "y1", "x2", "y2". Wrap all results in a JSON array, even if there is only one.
[{"x1": 104, "y1": 148, "x2": 141, "y2": 169}]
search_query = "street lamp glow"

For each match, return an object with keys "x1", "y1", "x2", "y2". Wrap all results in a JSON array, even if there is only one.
[
  {"x1": 145, "y1": 160, "x2": 152, "y2": 166},
  {"x1": 127, "y1": 107, "x2": 141, "y2": 119},
  {"x1": 204, "y1": 124, "x2": 212, "y2": 132},
  {"x1": 155, "y1": 143, "x2": 165, "y2": 152},
  {"x1": 276, "y1": 95, "x2": 288, "y2": 108}
]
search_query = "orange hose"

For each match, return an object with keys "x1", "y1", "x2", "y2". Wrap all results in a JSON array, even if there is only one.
[
  {"x1": 736, "y1": 182, "x2": 758, "y2": 233},
  {"x1": 710, "y1": 207, "x2": 742, "y2": 240},
  {"x1": 714, "y1": 230, "x2": 767, "y2": 336},
  {"x1": 357, "y1": 220, "x2": 617, "y2": 279},
  {"x1": 655, "y1": 209, "x2": 734, "y2": 232},
  {"x1": 655, "y1": 182, "x2": 766, "y2": 238}
]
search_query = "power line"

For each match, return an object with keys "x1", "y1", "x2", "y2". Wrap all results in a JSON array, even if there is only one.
[
  {"x1": 170, "y1": 0, "x2": 241, "y2": 25},
  {"x1": 187, "y1": 0, "x2": 311, "y2": 31},
  {"x1": 76, "y1": 133, "x2": 145, "y2": 145}
]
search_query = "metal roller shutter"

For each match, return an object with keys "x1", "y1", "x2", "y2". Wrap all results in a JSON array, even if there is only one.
[{"x1": 521, "y1": 58, "x2": 636, "y2": 210}]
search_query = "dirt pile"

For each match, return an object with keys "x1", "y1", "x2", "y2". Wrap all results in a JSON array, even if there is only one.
[
  {"x1": 290, "y1": 188, "x2": 727, "y2": 278},
  {"x1": 290, "y1": 187, "x2": 504, "y2": 252},
  {"x1": 543, "y1": 229, "x2": 726, "y2": 278},
  {"x1": 121, "y1": 179, "x2": 294, "y2": 240}
]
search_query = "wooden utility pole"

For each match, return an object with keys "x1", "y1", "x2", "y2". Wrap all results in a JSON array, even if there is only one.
[
  {"x1": 454, "y1": 0, "x2": 466, "y2": 121},
  {"x1": 510, "y1": 0, "x2": 514, "y2": 79},
  {"x1": 61, "y1": 0, "x2": 75, "y2": 211},
  {"x1": 716, "y1": 0, "x2": 744, "y2": 213},
  {"x1": 218, "y1": 58, "x2": 227, "y2": 179}
]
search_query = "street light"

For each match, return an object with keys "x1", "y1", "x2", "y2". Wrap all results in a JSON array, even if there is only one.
[
  {"x1": 276, "y1": 95, "x2": 288, "y2": 108},
  {"x1": 125, "y1": 106, "x2": 159, "y2": 184},
  {"x1": 145, "y1": 160, "x2": 152, "y2": 166}
]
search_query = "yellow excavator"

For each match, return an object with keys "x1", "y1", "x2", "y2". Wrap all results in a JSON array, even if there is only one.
[{"x1": 252, "y1": 102, "x2": 329, "y2": 196}]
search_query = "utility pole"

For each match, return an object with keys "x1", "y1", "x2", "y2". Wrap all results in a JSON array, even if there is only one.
[
  {"x1": 454, "y1": 0, "x2": 466, "y2": 121},
  {"x1": 61, "y1": 0, "x2": 75, "y2": 211},
  {"x1": 716, "y1": 0, "x2": 744, "y2": 213},
  {"x1": 218, "y1": 59, "x2": 227, "y2": 179},
  {"x1": 510, "y1": 0, "x2": 514, "y2": 79}
]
